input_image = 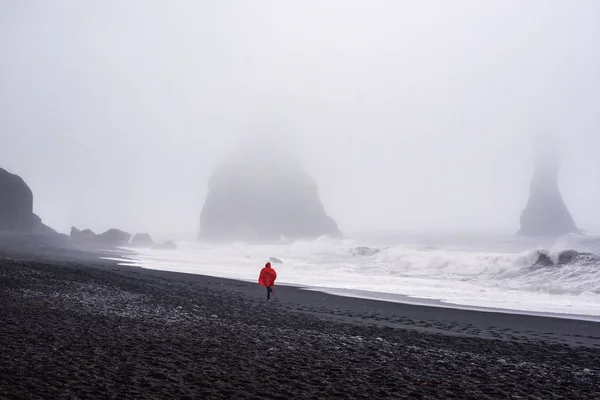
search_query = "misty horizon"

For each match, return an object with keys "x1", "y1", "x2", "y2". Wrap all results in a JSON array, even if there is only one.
[{"x1": 1, "y1": 1, "x2": 599, "y2": 236}]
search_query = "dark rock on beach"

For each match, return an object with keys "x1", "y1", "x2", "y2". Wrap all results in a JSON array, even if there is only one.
[
  {"x1": 70, "y1": 226, "x2": 132, "y2": 247},
  {"x1": 30, "y1": 213, "x2": 57, "y2": 236},
  {"x1": 519, "y1": 139, "x2": 579, "y2": 237},
  {"x1": 0, "y1": 168, "x2": 34, "y2": 232},
  {"x1": 198, "y1": 137, "x2": 341, "y2": 242},
  {"x1": 70, "y1": 227, "x2": 96, "y2": 241},
  {"x1": 0, "y1": 168, "x2": 68, "y2": 248},
  {"x1": 95, "y1": 228, "x2": 132, "y2": 246},
  {"x1": 29, "y1": 214, "x2": 70, "y2": 246},
  {"x1": 1, "y1": 247, "x2": 599, "y2": 399},
  {"x1": 131, "y1": 233, "x2": 154, "y2": 247}
]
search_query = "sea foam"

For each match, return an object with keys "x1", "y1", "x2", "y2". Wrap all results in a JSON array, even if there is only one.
[{"x1": 118, "y1": 234, "x2": 600, "y2": 318}]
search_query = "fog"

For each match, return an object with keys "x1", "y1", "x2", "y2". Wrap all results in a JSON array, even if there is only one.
[{"x1": 1, "y1": 0, "x2": 599, "y2": 237}]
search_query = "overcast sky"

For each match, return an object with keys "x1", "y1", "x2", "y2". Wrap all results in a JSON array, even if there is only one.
[{"x1": 1, "y1": 0, "x2": 599, "y2": 236}]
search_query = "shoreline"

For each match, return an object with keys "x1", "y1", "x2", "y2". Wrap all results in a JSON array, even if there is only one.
[
  {"x1": 304, "y1": 287, "x2": 600, "y2": 323},
  {"x1": 2, "y1": 248, "x2": 600, "y2": 398},
  {"x1": 102, "y1": 255, "x2": 600, "y2": 323},
  {"x1": 102, "y1": 259, "x2": 600, "y2": 348}
]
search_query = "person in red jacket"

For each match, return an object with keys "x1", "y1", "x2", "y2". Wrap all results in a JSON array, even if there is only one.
[{"x1": 258, "y1": 261, "x2": 277, "y2": 301}]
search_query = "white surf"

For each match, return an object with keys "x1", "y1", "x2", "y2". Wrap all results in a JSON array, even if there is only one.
[{"x1": 113, "y1": 233, "x2": 600, "y2": 320}]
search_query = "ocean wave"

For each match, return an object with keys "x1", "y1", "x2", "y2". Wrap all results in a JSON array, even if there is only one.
[
  {"x1": 532, "y1": 249, "x2": 600, "y2": 267},
  {"x1": 127, "y1": 236, "x2": 600, "y2": 315},
  {"x1": 366, "y1": 246, "x2": 600, "y2": 295}
]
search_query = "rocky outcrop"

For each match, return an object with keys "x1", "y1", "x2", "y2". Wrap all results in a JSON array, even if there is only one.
[
  {"x1": 96, "y1": 229, "x2": 131, "y2": 246},
  {"x1": 30, "y1": 213, "x2": 59, "y2": 236},
  {"x1": 199, "y1": 138, "x2": 341, "y2": 241},
  {"x1": 70, "y1": 227, "x2": 96, "y2": 241},
  {"x1": 70, "y1": 227, "x2": 131, "y2": 247},
  {"x1": 518, "y1": 140, "x2": 579, "y2": 237},
  {"x1": 0, "y1": 168, "x2": 67, "y2": 246},
  {"x1": 1, "y1": 167, "x2": 146, "y2": 250},
  {"x1": 153, "y1": 241, "x2": 177, "y2": 250},
  {"x1": 0, "y1": 168, "x2": 34, "y2": 232},
  {"x1": 131, "y1": 233, "x2": 154, "y2": 247}
]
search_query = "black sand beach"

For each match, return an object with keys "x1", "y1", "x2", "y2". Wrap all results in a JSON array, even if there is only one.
[{"x1": 1, "y1": 246, "x2": 600, "y2": 399}]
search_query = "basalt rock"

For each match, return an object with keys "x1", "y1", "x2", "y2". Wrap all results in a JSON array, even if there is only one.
[
  {"x1": 199, "y1": 137, "x2": 341, "y2": 241},
  {"x1": 518, "y1": 140, "x2": 579, "y2": 237},
  {"x1": 0, "y1": 168, "x2": 34, "y2": 232},
  {"x1": 70, "y1": 227, "x2": 96, "y2": 242},
  {"x1": 0, "y1": 168, "x2": 65, "y2": 245},
  {"x1": 131, "y1": 233, "x2": 154, "y2": 247},
  {"x1": 70, "y1": 227, "x2": 131, "y2": 247},
  {"x1": 95, "y1": 229, "x2": 132, "y2": 247},
  {"x1": 31, "y1": 213, "x2": 59, "y2": 237}
]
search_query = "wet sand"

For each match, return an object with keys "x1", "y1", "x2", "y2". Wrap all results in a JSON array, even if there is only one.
[
  {"x1": 310, "y1": 287, "x2": 600, "y2": 323},
  {"x1": 1, "y1": 247, "x2": 599, "y2": 399}
]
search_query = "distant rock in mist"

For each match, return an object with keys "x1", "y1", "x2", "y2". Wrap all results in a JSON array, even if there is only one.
[
  {"x1": 198, "y1": 136, "x2": 341, "y2": 242},
  {"x1": 518, "y1": 140, "x2": 579, "y2": 237},
  {"x1": 97, "y1": 229, "x2": 132, "y2": 246},
  {"x1": 0, "y1": 168, "x2": 34, "y2": 232},
  {"x1": 70, "y1": 227, "x2": 91, "y2": 241},
  {"x1": 153, "y1": 240, "x2": 177, "y2": 250},
  {"x1": 70, "y1": 227, "x2": 96, "y2": 241},
  {"x1": 70, "y1": 227, "x2": 132, "y2": 247},
  {"x1": 269, "y1": 257, "x2": 283, "y2": 264},
  {"x1": 131, "y1": 233, "x2": 154, "y2": 247}
]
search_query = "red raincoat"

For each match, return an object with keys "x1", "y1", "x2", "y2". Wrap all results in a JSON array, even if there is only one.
[{"x1": 258, "y1": 262, "x2": 277, "y2": 287}]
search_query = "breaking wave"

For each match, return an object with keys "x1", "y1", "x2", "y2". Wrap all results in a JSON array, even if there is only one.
[
  {"x1": 126, "y1": 235, "x2": 600, "y2": 316},
  {"x1": 362, "y1": 246, "x2": 600, "y2": 296}
]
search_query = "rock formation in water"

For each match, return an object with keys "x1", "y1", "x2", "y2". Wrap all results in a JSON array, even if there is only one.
[
  {"x1": 96, "y1": 229, "x2": 132, "y2": 246},
  {"x1": 518, "y1": 140, "x2": 579, "y2": 237},
  {"x1": 199, "y1": 136, "x2": 341, "y2": 241},
  {"x1": 0, "y1": 168, "x2": 34, "y2": 232},
  {"x1": 131, "y1": 233, "x2": 154, "y2": 247}
]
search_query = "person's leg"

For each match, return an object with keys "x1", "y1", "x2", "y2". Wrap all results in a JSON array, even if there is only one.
[{"x1": 266, "y1": 286, "x2": 272, "y2": 301}]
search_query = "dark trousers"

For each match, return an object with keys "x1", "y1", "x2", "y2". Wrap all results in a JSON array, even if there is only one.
[{"x1": 266, "y1": 286, "x2": 273, "y2": 300}]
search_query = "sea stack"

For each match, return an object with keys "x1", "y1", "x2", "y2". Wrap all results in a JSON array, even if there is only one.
[
  {"x1": 198, "y1": 135, "x2": 341, "y2": 241},
  {"x1": 518, "y1": 139, "x2": 579, "y2": 237}
]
